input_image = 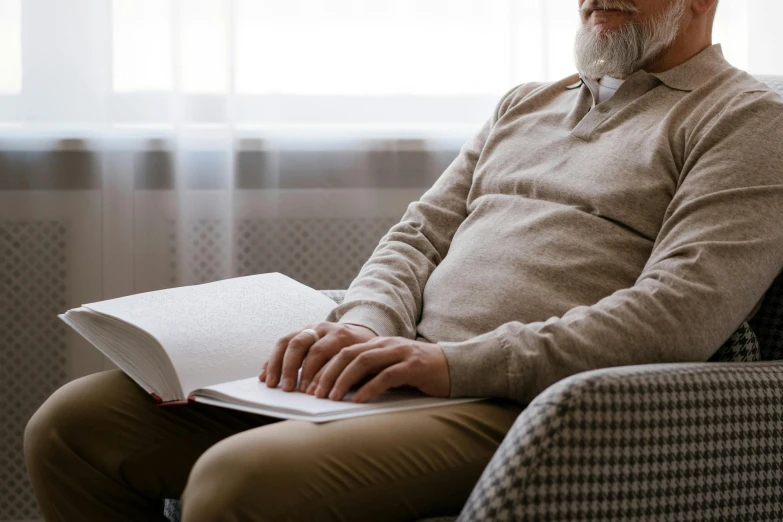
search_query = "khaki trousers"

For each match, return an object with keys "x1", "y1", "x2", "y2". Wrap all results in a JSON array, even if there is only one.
[{"x1": 24, "y1": 369, "x2": 524, "y2": 522}]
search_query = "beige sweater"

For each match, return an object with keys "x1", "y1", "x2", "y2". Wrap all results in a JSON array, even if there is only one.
[{"x1": 324, "y1": 44, "x2": 783, "y2": 405}]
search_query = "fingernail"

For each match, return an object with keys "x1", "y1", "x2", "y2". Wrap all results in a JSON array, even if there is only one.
[
  {"x1": 328, "y1": 390, "x2": 337, "y2": 400},
  {"x1": 282, "y1": 378, "x2": 291, "y2": 390},
  {"x1": 316, "y1": 386, "x2": 325, "y2": 398},
  {"x1": 266, "y1": 376, "x2": 276, "y2": 387},
  {"x1": 300, "y1": 380, "x2": 309, "y2": 392},
  {"x1": 306, "y1": 383, "x2": 315, "y2": 394}
]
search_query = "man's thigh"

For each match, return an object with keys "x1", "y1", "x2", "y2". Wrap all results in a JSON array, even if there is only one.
[
  {"x1": 180, "y1": 397, "x2": 525, "y2": 522},
  {"x1": 25, "y1": 369, "x2": 280, "y2": 503}
]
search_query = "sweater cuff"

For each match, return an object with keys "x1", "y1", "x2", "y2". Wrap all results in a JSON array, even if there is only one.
[
  {"x1": 330, "y1": 305, "x2": 399, "y2": 338},
  {"x1": 438, "y1": 329, "x2": 509, "y2": 398}
]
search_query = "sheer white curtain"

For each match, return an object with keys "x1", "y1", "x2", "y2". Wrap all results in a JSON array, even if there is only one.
[{"x1": 1, "y1": 0, "x2": 782, "y2": 127}]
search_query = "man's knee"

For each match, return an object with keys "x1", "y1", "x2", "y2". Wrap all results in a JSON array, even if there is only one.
[
  {"x1": 24, "y1": 370, "x2": 130, "y2": 472},
  {"x1": 180, "y1": 429, "x2": 314, "y2": 522}
]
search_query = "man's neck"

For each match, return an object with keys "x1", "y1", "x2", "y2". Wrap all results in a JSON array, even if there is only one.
[
  {"x1": 645, "y1": 40, "x2": 712, "y2": 74},
  {"x1": 644, "y1": 11, "x2": 714, "y2": 74},
  {"x1": 604, "y1": 40, "x2": 712, "y2": 81}
]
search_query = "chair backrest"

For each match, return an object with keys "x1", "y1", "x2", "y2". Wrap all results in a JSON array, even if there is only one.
[
  {"x1": 748, "y1": 76, "x2": 783, "y2": 360},
  {"x1": 760, "y1": 75, "x2": 783, "y2": 96}
]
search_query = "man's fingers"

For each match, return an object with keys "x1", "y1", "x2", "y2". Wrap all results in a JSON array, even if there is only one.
[
  {"x1": 312, "y1": 345, "x2": 366, "y2": 398},
  {"x1": 258, "y1": 360, "x2": 268, "y2": 381},
  {"x1": 305, "y1": 366, "x2": 326, "y2": 395},
  {"x1": 298, "y1": 338, "x2": 334, "y2": 391},
  {"x1": 352, "y1": 363, "x2": 411, "y2": 403},
  {"x1": 265, "y1": 329, "x2": 303, "y2": 388},
  {"x1": 280, "y1": 329, "x2": 322, "y2": 391},
  {"x1": 313, "y1": 339, "x2": 382, "y2": 399},
  {"x1": 328, "y1": 346, "x2": 405, "y2": 401}
]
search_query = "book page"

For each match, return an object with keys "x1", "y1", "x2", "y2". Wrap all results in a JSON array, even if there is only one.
[
  {"x1": 191, "y1": 376, "x2": 484, "y2": 422},
  {"x1": 84, "y1": 273, "x2": 338, "y2": 396}
]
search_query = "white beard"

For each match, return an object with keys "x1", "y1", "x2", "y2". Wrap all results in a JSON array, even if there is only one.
[{"x1": 574, "y1": 0, "x2": 688, "y2": 79}]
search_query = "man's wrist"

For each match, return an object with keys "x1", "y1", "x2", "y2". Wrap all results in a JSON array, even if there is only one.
[
  {"x1": 342, "y1": 322, "x2": 379, "y2": 337},
  {"x1": 335, "y1": 305, "x2": 399, "y2": 337},
  {"x1": 438, "y1": 329, "x2": 509, "y2": 398}
]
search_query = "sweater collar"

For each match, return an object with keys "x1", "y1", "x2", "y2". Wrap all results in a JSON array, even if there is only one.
[
  {"x1": 646, "y1": 43, "x2": 733, "y2": 92},
  {"x1": 575, "y1": 43, "x2": 733, "y2": 93}
]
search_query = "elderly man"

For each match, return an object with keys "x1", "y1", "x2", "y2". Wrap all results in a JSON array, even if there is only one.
[{"x1": 25, "y1": 0, "x2": 783, "y2": 521}]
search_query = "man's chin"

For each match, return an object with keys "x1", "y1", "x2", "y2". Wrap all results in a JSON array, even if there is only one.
[{"x1": 588, "y1": 21, "x2": 629, "y2": 38}]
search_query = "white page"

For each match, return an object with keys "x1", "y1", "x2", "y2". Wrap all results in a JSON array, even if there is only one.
[
  {"x1": 191, "y1": 376, "x2": 484, "y2": 423},
  {"x1": 84, "y1": 273, "x2": 337, "y2": 396}
]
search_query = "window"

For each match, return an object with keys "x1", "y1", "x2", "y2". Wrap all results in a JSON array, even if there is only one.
[
  {"x1": 0, "y1": 0, "x2": 21, "y2": 94},
  {"x1": 2, "y1": 0, "x2": 782, "y2": 128}
]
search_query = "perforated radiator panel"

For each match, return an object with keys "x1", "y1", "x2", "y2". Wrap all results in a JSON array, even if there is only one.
[
  {"x1": 235, "y1": 217, "x2": 400, "y2": 289},
  {"x1": 166, "y1": 217, "x2": 399, "y2": 289},
  {"x1": 0, "y1": 221, "x2": 69, "y2": 521},
  {"x1": 1, "y1": 215, "x2": 400, "y2": 520},
  {"x1": 171, "y1": 219, "x2": 230, "y2": 285}
]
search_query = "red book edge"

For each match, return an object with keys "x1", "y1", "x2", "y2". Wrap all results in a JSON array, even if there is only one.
[{"x1": 150, "y1": 392, "x2": 190, "y2": 406}]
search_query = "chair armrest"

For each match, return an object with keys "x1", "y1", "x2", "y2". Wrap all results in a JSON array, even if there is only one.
[
  {"x1": 164, "y1": 499, "x2": 181, "y2": 522},
  {"x1": 319, "y1": 289, "x2": 346, "y2": 305},
  {"x1": 458, "y1": 362, "x2": 783, "y2": 521}
]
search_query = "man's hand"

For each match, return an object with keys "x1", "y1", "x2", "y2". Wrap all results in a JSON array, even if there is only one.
[
  {"x1": 259, "y1": 322, "x2": 378, "y2": 392},
  {"x1": 259, "y1": 325, "x2": 451, "y2": 403},
  {"x1": 303, "y1": 337, "x2": 451, "y2": 403}
]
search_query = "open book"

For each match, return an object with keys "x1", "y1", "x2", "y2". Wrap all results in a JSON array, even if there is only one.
[{"x1": 60, "y1": 273, "x2": 483, "y2": 422}]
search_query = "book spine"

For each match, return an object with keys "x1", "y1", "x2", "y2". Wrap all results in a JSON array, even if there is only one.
[{"x1": 150, "y1": 392, "x2": 189, "y2": 406}]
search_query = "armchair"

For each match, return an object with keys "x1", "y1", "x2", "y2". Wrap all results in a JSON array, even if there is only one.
[{"x1": 165, "y1": 76, "x2": 783, "y2": 521}]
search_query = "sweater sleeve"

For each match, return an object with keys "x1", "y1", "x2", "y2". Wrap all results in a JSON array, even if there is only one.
[
  {"x1": 324, "y1": 85, "x2": 522, "y2": 338},
  {"x1": 439, "y1": 89, "x2": 783, "y2": 403}
]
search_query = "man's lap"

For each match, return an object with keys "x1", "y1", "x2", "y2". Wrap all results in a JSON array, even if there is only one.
[
  {"x1": 181, "y1": 393, "x2": 523, "y2": 521},
  {"x1": 28, "y1": 369, "x2": 524, "y2": 521}
]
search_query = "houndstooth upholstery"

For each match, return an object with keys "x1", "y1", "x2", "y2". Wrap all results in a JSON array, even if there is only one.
[
  {"x1": 753, "y1": 76, "x2": 783, "y2": 361},
  {"x1": 760, "y1": 75, "x2": 783, "y2": 94},
  {"x1": 456, "y1": 362, "x2": 783, "y2": 521},
  {"x1": 709, "y1": 320, "x2": 761, "y2": 362},
  {"x1": 749, "y1": 267, "x2": 783, "y2": 361},
  {"x1": 318, "y1": 289, "x2": 346, "y2": 306}
]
